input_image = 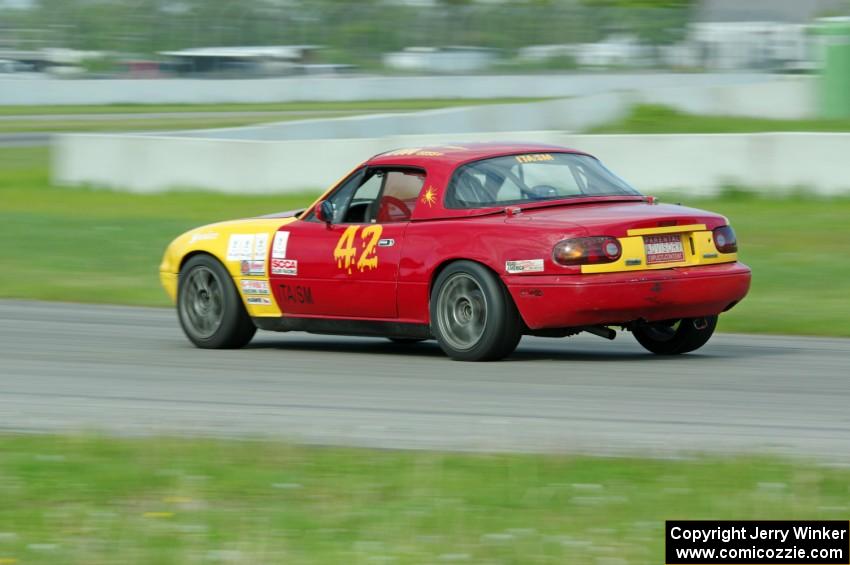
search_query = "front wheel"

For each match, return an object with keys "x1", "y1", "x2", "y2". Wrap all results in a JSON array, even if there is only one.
[
  {"x1": 632, "y1": 316, "x2": 717, "y2": 355},
  {"x1": 430, "y1": 261, "x2": 521, "y2": 361},
  {"x1": 178, "y1": 254, "x2": 256, "y2": 349}
]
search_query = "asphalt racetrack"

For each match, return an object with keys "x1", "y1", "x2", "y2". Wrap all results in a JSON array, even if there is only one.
[{"x1": 2, "y1": 300, "x2": 848, "y2": 461}]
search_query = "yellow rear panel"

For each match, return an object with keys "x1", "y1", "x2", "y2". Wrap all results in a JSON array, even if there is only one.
[{"x1": 580, "y1": 224, "x2": 737, "y2": 274}]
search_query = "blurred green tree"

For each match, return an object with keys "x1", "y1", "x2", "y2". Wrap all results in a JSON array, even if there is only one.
[{"x1": 0, "y1": 0, "x2": 694, "y2": 68}]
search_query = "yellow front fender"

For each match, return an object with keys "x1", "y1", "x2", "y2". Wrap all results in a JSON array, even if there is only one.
[{"x1": 159, "y1": 217, "x2": 299, "y2": 317}]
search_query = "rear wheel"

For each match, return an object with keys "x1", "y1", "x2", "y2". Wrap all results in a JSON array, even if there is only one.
[
  {"x1": 632, "y1": 315, "x2": 717, "y2": 355},
  {"x1": 430, "y1": 261, "x2": 521, "y2": 361},
  {"x1": 178, "y1": 254, "x2": 256, "y2": 349}
]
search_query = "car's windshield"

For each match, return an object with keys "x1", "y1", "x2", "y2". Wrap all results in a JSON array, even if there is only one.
[{"x1": 445, "y1": 152, "x2": 641, "y2": 209}]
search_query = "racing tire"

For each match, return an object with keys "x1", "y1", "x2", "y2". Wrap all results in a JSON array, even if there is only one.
[
  {"x1": 632, "y1": 315, "x2": 717, "y2": 355},
  {"x1": 177, "y1": 254, "x2": 257, "y2": 349},
  {"x1": 430, "y1": 261, "x2": 521, "y2": 361}
]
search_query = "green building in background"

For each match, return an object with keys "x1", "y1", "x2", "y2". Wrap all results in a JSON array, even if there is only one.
[{"x1": 816, "y1": 17, "x2": 850, "y2": 118}]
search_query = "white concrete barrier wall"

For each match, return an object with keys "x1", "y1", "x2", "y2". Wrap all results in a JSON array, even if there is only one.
[
  {"x1": 50, "y1": 77, "x2": 833, "y2": 195},
  {"x1": 53, "y1": 134, "x2": 400, "y2": 193},
  {"x1": 53, "y1": 131, "x2": 850, "y2": 196},
  {"x1": 629, "y1": 78, "x2": 817, "y2": 120},
  {"x1": 561, "y1": 133, "x2": 850, "y2": 196}
]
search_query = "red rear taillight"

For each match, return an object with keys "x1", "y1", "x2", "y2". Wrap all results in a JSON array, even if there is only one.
[
  {"x1": 553, "y1": 236, "x2": 622, "y2": 266},
  {"x1": 713, "y1": 225, "x2": 738, "y2": 253}
]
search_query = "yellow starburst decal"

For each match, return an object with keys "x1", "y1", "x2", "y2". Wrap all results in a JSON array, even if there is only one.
[{"x1": 421, "y1": 186, "x2": 437, "y2": 207}]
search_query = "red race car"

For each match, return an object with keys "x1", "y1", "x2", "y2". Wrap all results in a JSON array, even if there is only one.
[{"x1": 160, "y1": 143, "x2": 751, "y2": 361}]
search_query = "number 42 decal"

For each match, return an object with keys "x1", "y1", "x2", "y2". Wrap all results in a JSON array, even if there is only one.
[{"x1": 333, "y1": 225, "x2": 383, "y2": 274}]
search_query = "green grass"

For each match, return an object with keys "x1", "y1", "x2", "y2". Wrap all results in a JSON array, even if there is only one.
[
  {"x1": 670, "y1": 190, "x2": 850, "y2": 337},
  {"x1": 588, "y1": 104, "x2": 850, "y2": 134},
  {"x1": 0, "y1": 147, "x2": 317, "y2": 305},
  {"x1": 1, "y1": 147, "x2": 849, "y2": 336},
  {"x1": 0, "y1": 434, "x2": 847, "y2": 564},
  {"x1": 0, "y1": 98, "x2": 548, "y2": 117}
]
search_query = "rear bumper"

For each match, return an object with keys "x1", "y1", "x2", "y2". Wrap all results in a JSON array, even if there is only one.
[{"x1": 505, "y1": 262, "x2": 751, "y2": 330}]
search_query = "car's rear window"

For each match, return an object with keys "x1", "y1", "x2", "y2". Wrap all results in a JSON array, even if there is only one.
[{"x1": 445, "y1": 152, "x2": 641, "y2": 209}]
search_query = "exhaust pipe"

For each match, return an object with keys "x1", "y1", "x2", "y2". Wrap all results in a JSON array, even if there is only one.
[
  {"x1": 693, "y1": 317, "x2": 708, "y2": 330},
  {"x1": 582, "y1": 326, "x2": 616, "y2": 340}
]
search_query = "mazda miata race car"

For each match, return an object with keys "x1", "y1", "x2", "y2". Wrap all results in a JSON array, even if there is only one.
[{"x1": 160, "y1": 143, "x2": 751, "y2": 361}]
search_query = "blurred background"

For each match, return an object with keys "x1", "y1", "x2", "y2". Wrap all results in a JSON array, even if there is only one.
[
  {"x1": 3, "y1": 0, "x2": 850, "y2": 195},
  {"x1": 1, "y1": 0, "x2": 849, "y2": 76},
  {"x1": 2, "y1": 1, "x2": 850, "y2": 563}
]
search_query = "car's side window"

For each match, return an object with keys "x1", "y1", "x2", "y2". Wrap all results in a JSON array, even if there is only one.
[
  {"x1": 320, "y1": 168, "x2": 380, "y2": 224},
  {"x1": 343, "y1": 172, "x2": 383, "y2": 223},
  {"x1": 318, "y1": 167, "x2": 425, "y2": 224},
  {"x1": 374, "y1": 170, "x2": 424, "y2": 223}
]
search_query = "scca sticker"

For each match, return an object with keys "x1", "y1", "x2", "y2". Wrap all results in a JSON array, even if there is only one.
[
  {"x1": 271, "y1": 258, "x2": 297, "y2": 276},
  {"x1": 333, "y1": 225, "x2": 382, "y2": 274}
]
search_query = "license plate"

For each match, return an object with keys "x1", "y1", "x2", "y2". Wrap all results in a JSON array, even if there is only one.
[{"x1": 644, "y1": 234, "x2": 684, "y2": 264}]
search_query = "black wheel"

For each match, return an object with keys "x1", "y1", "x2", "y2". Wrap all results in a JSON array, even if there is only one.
[
  {"x1": 430, "y1": 261, "x2": 521, "y2": 361},
  {"x1": 177, "y1": 254, "x2": 256, "y2": 349},
  {"x1": 386, "y1": 337, "x2": 426, "y2": 344},
  {"x1": 632, "y1": 315, "x2": 717, "y2": 355}
]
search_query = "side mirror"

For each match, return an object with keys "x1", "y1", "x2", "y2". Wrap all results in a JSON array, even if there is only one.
[{"x1": 316, "y1": 200, "x2": 334, "y2": 225}]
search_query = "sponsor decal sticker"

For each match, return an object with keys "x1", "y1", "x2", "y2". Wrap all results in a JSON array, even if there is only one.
[
  {"x1": 240, "y1": 260, "x2": 265, "y2": 276},
  {"x1": 228, "y1": 232, "x2": 274, "y2": 262},
  {"x1": 272, "y1": 231, "x2": 290, "y2": 259},
  {"x1": 280, "y1": 284, "x2": 313, "y2": 305},
  {"x1": 246, "y1": 296, "x2": 271, "y2": 305},
  {"x1": 190, "y1": 232, "x2": 218, "y2": 244},
  {"x1": 271, "y1": 258, "x2": 297, "y2": 276},
  {"x1": 515, "y1": 153, "x2": 554, "y2": 163},
  {"x1": 253, "y1": 233, "x2": 268, "y2": 260},
  {"x1": 240, "y1": 279, "x2": 270, "y2": 295},
  {"x1": 383, "y1": 147, "x2": 443, "y2": 157},
  {"x1": 505, "y1": 259, "x2": 544, "y2": 274},
  {"x1": 226, "y1": 234, "x2": 255, "y2": 261}
]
